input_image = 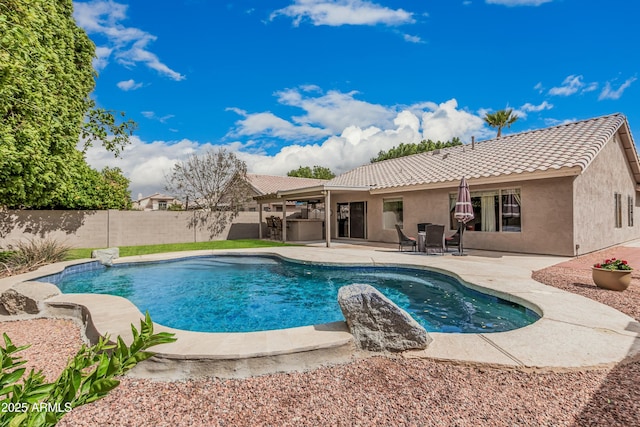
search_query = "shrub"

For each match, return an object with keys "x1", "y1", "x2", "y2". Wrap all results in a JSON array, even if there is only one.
[
  {"x1": 0, "y1": 238, "x2": 69, "y2": 277},
  {"x1": 0, "y1": 313, "x2": 176, "y2": 426}
]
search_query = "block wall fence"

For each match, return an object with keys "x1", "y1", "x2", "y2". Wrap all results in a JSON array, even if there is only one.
[{"x1": 0, "y1": 210, "x2": 264, "y2": 249}]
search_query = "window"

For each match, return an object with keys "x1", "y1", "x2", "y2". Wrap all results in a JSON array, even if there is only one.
[
  {"x1": 449, "y1": 189, "x2": 521, "y2": 232},
  {"x1": 383, "y1": 198, "x2": 403, "y2": 229},
  {"x1": 615, "y1": 193, "x2": 622, "y2": 228},
  {"x1": 629, "y1": 196, "x2": 634, "y2": 227},
  {"x1": 501, "y1": 189, "x2": 521, "y2": 232},
  {"x1": 158, "y1": 201, "x2": 167, "y2": 210}
]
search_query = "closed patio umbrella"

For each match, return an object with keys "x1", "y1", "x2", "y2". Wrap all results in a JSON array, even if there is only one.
[{"x1": 453, "y1": 177, "x2": 474, "y2": 256}]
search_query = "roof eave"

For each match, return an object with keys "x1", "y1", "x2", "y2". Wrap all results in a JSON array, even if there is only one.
[
  {"x1": 369, "y1": 167, "x2": 582, "y2": 194},
  {"x1": 617, "y1": 120, "x2": 640, "y2": 184},
  {"x1": 254, "y1": 184, "x2": 370, "y2": 203}
]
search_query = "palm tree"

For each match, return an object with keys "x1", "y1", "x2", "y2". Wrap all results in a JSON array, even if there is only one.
[{"x1": 484, "y1": 109, "x2": 519, "y2": 138}]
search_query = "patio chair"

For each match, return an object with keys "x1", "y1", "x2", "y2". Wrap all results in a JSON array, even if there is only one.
[
  {"x1": 266, "y1": 216, "x2": 276, "y2": 239},
  {"x1": 273, "y1": 216, "x2": 283, "y2": 240},
  {"x1": 445, "y1": 228, "x2": 462, "y2": 252},
  {"x1": 425, "y1": 224, "x2": 445, "y2": 255},
  {"x1": 395, "y1": 224, "x2": 417, "y2": 252}
]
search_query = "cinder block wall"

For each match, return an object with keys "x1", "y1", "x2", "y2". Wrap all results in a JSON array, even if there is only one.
[{"x1": 0, "y1": 210, "x2": 261, "y2": 249}]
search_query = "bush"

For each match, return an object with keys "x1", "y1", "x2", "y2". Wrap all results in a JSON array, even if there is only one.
[
  {"x1": 0, "y1": 313, "x2": 176, "y2": 426},
  {"x1": 0, "y1": 238, "x2": 69, "y2": 277}
]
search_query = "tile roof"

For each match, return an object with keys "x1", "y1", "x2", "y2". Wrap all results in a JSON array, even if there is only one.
[
  {"x1": 246, "y1": 174, "x2": 328, "y2": 195},
  {"x1": 328, "y1": 113, "x2": 635, "y2": 190}
]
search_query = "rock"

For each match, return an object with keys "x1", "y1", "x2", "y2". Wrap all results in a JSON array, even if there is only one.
[
  {"x1": 0, "y1": 282, "x2": 61, "y2": 315},
  {"x1": 91, "y1": 247, "x2": 119, "y2": 266},
  {"x1": 338, "y1": 283, "x2": 432, "y2": 352}
]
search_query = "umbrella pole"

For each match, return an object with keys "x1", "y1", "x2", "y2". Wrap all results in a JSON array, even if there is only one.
[{"x1": 454, "y1": 222, "x2": 467, "y2": 256}]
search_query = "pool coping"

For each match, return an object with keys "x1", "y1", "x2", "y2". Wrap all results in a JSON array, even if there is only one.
[{"x1": 2, "y1": 245, "x2": 640, "y2": 378}]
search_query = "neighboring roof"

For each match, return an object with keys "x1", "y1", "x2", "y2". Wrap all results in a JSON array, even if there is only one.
[
  {"x1": 328, "y1": 113, "x2": 640, "y2": 193},
  {"x1": 245, "y1": 174, "x2": 328, "y2": 196},
  {"x1": 135, "y1": 193, "x2": 178, "y2": 202}
]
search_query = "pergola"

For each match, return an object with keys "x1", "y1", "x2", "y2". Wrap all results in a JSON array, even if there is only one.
[{"x1": 254, "y1": 184, "x2": 370, "y2": 247}]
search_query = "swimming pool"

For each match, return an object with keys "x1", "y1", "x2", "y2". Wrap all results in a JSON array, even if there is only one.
[{"x1": 43, "y1": 255, "x2": 539, "y2": 333}]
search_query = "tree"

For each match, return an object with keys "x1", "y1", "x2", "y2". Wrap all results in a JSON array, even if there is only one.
[
  {"x1": 483, "y1": 109, "x2": 519, "y2": 138},
  {"x1": 165, "y1": 149, "x2": 252, "y2": 238},
  {"x1": 0, "y1": 0, "x2": 135, "y2": 209},
  {"x1": 370, "y1": 138, "x2": 463, "y2": 163},
  {"x1": 287, "y1": 165, "x2": 335, "y2": 180}
]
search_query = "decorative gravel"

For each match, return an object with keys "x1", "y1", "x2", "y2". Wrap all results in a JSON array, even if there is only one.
[{"x1": 2, "y1": 247, "x2": 640, "y2": 426}]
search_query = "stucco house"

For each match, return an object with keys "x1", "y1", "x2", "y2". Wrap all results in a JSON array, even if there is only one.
[
  {"x1": 255, "y1": 113, "x2": 640, "y2": 256},
  {"x1": 133, "y1": 193, "x2": 181, "y2": 211}
]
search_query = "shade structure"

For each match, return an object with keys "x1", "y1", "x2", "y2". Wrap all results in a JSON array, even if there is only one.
[{"x1": 454, "y1": 177, "x2": 474, "y2": 255}]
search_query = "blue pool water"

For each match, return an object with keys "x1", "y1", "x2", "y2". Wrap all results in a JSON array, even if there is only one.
[{"x1": 46, "y1": 256, "x2": 539, "y2": 333}]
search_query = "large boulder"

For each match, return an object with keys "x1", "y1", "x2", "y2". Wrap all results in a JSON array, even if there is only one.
[
  {"x1": 0, "y1": 282, "x2": 61, "y2": 315},
  {"x1": 91, "y1": 247, "x2": 119, "y2": 266},
  {"x1": 338, "y1": 283, "x2": 432, "y2": 352}
]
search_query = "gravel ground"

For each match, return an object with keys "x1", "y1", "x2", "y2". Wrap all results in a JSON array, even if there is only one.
[{"x1": 2, "y1": 248, "x2": 640, "y2": 426}]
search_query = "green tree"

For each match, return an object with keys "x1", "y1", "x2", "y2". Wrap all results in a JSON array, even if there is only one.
[
  {"x1": 287, "y1": 165, "x2": 335, "y2": 179},
  {"x1": 370, "y1": 138, "x2": 463, "y2": 163},
  {"x1": 0, "y1": 0, "x2": 135, "y2": 209},
  {"x1": 483, "y1": 108, "x2": 519, "y2": 138}
]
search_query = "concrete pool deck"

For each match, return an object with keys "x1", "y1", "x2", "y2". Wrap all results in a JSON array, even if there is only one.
[{"x1": 2, "y1": 244, "x2": 640, "y2": 378}]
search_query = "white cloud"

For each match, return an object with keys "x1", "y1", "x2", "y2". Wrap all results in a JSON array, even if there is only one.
[
  {"x1": 141, "y1": 111, "x2": 175, "y2": 123},
  {"x1": 227, "y1": 110, "x2": 332, "y2": 142},
  {"x1": 84, "y1": 97, "x2": 489, "y2": 197},
  {"x1": 279, "y1": 87, "x2": 396, "y2": 132},
  {"x1": 548, "y1": 75, "x2": 595, "y2": 96},
  {"x1": 421, "y1": 99, "x2": 487, "y2": 142},
  {"x1": 513, "y1": 100, "x2": 553, "y2": 118},
  {"x1": 116, "y1": 79, "x2": 143, "y2": 91},
  {"x1": 486, "y1": 0, "x2": 553, "y2": 6},
  {"x1": 520, "y1": 101, "x2": 553, "y2": 112},
  {"x1": 73, "y1": 1, "x2": 185, "y2": 81},
  {"x1": 402, "y1": 33, "x2": 424, "y2": 43},
  {"x1": 270, "y1": 0, "x2": 415, "y2": 27},
  {"x1": 227, "y1": 87, "x2": 396, "y2": 142},
  {"x1": 93, "y1": 46, "x2": 113, "y2": 70},
  {"x1": 598, "y1": 76, "x2": 637, "y2": 100},
  {"x1": 533, "y1": 82, "x2": 544, "y2": 93}
]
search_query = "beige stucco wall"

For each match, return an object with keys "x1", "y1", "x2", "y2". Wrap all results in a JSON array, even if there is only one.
[
  {"x1": 573, "y1": 134, "x2": 640, "y2": 254},
  {"x1": 328, "y1": 176, "x2": 576, "y2": 256},
  {"x1": 0, "y1": 211, "x2": 262, "y2": 249}
]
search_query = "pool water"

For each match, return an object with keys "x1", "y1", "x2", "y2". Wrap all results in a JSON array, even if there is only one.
[{"x1": 50, "y1": 256, "x2": 539, "y2": 333}]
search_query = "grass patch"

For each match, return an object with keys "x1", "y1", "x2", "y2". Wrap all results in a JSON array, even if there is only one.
[{"x1": 65, "y1": 239, "x2": 294, "y2": 260}]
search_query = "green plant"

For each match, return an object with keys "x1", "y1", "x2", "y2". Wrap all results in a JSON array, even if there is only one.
[
  {"x1": 593, "y1": 258, "x2": 633, "y2": 271},
  {"x1": 0, "y1": 313, "x2": 176, "y2": 426}
]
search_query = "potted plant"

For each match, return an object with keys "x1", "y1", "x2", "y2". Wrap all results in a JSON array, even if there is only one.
[{"x1": 592, "y1": 258, "x2": 633, "y2": 291}]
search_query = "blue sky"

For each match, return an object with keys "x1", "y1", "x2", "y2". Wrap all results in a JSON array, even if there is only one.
[{"x1": 73, "y1": 0, "x2": 640, "y2": 197}]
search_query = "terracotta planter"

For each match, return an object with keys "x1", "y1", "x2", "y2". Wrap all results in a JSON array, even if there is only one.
[{"x1": 592, "y1": 267, "x2": 632, "y2": 291}]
